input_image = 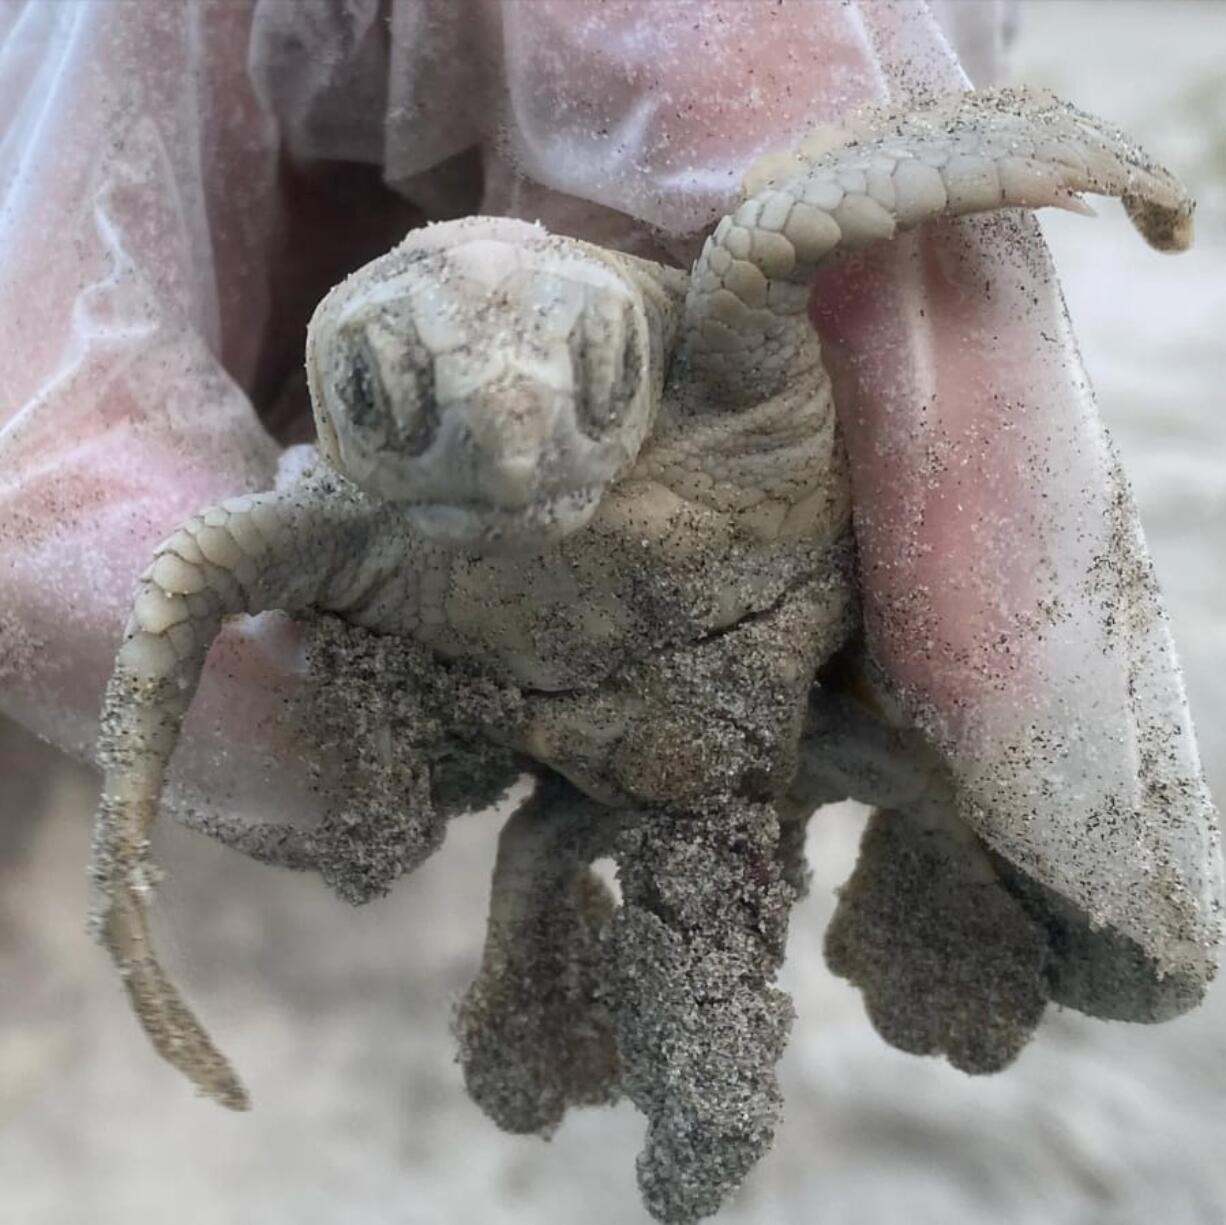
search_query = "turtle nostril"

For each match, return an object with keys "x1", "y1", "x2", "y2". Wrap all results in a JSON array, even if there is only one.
[{"x1": 486, "y1": 453, "x2": 538, "y2": 509}]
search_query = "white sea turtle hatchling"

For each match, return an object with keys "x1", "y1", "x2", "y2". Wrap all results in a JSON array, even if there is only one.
[{"x1": 92, "y1": 88, "x2": 1218, "y2": 1223}]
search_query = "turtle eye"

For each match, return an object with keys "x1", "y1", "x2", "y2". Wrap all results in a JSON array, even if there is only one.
[
  {"x1": 609, "y1": 311, "x2": 642, "y2": 423},
  {"x1": 343, "y1": 342, "x2": 389, "y2": 439},
  {"x1": 394, "y1": 344, "x2": 439, "y2": 458},
  {"x1": 341, "y1": 331, "x2": 440, "y2": 459},
  {"x1": 571, "y1": 300, "x2": 639, "y2": 439}
]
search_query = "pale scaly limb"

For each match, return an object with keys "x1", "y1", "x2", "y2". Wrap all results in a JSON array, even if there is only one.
[
  {"x1": 92, "y1": 475, "x2": 399, "y2": 1108},
  {"x1": 681, "y1": 86, "x2": 1192, "y2": 408},
  {"x1": 640, "y1": 86, "x2": 1194, "y2": 552}
]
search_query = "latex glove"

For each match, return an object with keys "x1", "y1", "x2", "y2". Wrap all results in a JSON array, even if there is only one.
[
  {"x1": 0, "y1": 0, "x2": 997, "y2": 823},
  {"x1": 1, "y1": 0, "x2": 1214, "y2": 971}
]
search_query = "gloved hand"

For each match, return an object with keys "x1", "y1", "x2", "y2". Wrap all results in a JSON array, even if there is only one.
[
  {"x1": 0, "y1": 0, "x2": 979, "y2": 822},
  {"x1": 1, "y1": 0, "x2": 1211, "y2": 942}
]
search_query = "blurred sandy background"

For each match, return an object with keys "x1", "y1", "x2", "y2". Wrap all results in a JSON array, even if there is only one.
[{"x1": 3, "y1": 3, "x2": 1225, "y2": 1223}]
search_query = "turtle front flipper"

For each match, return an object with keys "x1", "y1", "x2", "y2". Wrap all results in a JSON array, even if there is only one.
[
  {"x1": 92, "y1": 478, "x2": 396, "y2": 1108},
  {"x1": 682, "y1": 86, "x2": 1193, "y2": 407}
]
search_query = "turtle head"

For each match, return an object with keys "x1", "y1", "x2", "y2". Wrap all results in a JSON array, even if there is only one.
[{"x1": 306, "y1": 217, "x2": 661, "y2": 552}]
